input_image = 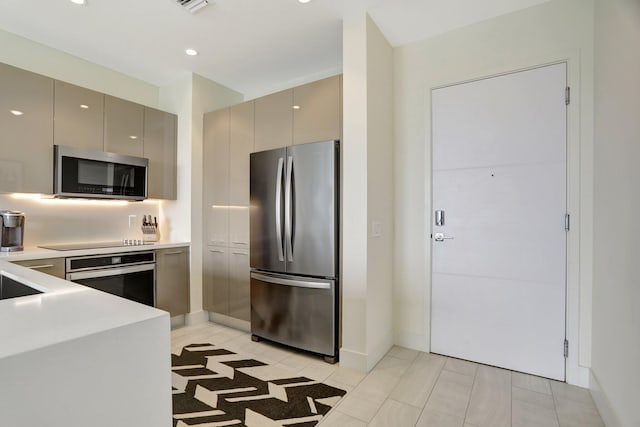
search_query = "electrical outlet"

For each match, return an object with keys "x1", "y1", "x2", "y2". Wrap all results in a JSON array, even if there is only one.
[{"x1": 128, "y1": 215, "x2": 137, "y2": 228}]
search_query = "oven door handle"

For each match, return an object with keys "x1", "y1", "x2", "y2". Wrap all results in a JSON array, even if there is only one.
[{"x1": 67, "y1": 264, "x2": 155, "y2": 281}]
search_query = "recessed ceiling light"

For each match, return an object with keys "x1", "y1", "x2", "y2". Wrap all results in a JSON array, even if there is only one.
[
  {"x1": 185, "y1": 49, "x2": 198, "y2": 56},
  {"x1": 292, "y1": 105, "x2": 301, "y2": 110},
  {"x1": 70, "y1": 0, "x2": 87, "y2": 5},
  {"x1": 129, "y1": 135, "x2": 138, "y2": 140},
  {"x1": 10, "y1": 110, "x2": 24, "y2": 116},
  {"x1": 80, "y1": 104, "x2": 89, "y2": 109},
  {"x1": 298, "y1": 0, "x2": 311, "y2": 3}
]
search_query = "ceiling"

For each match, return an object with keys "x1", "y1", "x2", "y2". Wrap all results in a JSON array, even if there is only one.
[{"x1": 0, "y1": 0, "x2": 549, "y2": 97}]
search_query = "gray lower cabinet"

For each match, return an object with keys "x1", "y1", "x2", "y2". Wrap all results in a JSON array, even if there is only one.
[
  {"x1": 0, "y1": 63, "x2": 54, "y2": 194},
  {"x1": 144, "y1": 107, "x2": 177, "y2": 200},
  {"x1": 54, "y1": 80, "x2": 104, "y2": 151},
  {"x1": 203, "y1": 246, "x2": 250, "y2": 322},
  {"x1": 156, "y1": 247, "x2": 190, "y2": 317},
  {"x1": 104, "y1": 95, "x2": 144, "y2": 157},
  {"x1": 11, "y1": 258, "x2": 65, "y2": 279}
]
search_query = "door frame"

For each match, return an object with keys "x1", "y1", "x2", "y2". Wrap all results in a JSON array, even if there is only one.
[{"x1": 425, "y1": 58, "x2": 589, "y2": 386}]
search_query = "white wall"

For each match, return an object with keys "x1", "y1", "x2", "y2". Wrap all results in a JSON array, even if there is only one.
[
  {"x1": 393, "y1": 0, "x2": 594, "y2": 386},
  {"x1": 591, "y1": 0, "x2": 640, "y2": 425},
  {"x1": 341, "y1": 12, "x2": 394, "y2": 371}
]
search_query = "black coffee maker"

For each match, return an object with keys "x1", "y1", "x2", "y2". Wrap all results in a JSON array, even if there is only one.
[{"x1": 0, "y1": 211, "x2": 25, "y2": 252}]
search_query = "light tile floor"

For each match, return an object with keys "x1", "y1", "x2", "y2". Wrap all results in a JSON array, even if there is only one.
[{"x1": 171, "y1": 322, "x2": 605, "y2": 427}]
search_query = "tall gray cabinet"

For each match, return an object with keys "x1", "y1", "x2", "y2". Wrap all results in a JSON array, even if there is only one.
[{"x1": 202, "y1": 75, "x2": 341, "y2": 324}]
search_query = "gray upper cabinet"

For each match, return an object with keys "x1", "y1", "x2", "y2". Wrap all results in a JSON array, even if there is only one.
[
  {"x1": 104, "y1": 95, "x2": 144, "y2": 157},
  {"x1": 144, "y1": 107, "x2": 177, "y2": 200},
  {"x1": 54, "y1": 81, "x2": 104, "y2": 151},
  {"x1": 293, "y1": 75, "x2": 341, "y2": 145},
  {"x1": 0, "y1": 63, "x2": 53, "y2": 194},
  {"x1": 156, "y1": 247, "x2": 190, "y2": 317},
  {"x1": 229, "y1": 101, "x2": 254, "y2": 206},
  {"x1": 254, "y1": 89, "x2": 293, "y2": 152}
]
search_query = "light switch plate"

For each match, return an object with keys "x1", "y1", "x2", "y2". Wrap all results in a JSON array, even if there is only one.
[
  {"x1": 371, "y1": 220, "x2": 382, "y2": 238},
  {"x1": 128, "y1": 215, "x2": 137, "y2": 228}
]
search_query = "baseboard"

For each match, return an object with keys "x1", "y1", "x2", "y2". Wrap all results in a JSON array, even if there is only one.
[
  {"x1": 208, "y1": 312, "x2": 250, "y2": 332},
  {"x1": 185, "y1": 310, "x2": 209, "y2": 326},
  {"x1": 393, "y1": 331, "x2": 430, "y2": 353},
  {"x1": 590, "y1": 369, "x2": 622, "y2": 427},
  {"x1": 339, "y1": 329, "x2": 394, "y2": 372}
]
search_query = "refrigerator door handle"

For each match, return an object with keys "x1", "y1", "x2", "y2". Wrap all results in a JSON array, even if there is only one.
[
  {"x1": 275, "y1": 157, "x2": 285, "y2": 262},
  {"x1": 285, "y1": 155, "x2": 294, "y2": 262},
  {"x1": 251, "y1": 272, "x2": 331, "y2": 289}
]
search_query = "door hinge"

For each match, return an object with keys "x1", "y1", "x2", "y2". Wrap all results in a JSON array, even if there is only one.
[
  {"x1": 564, "y1": 339, "x2": 569, "y2": 358},
  {"x1": 565, "y1": 213, "x2": 570, "y2": 231},
  {"x1": 565, "y1": 86, "x2": 571, "y2": 105}
]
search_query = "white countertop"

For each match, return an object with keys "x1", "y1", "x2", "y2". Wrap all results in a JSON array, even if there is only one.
[
  {"x1": 0, "y1": 241, "x2": 188, "y2": 360},
  {"x1": 0, "y1": 240, "x2": 190, "y2": 261}
]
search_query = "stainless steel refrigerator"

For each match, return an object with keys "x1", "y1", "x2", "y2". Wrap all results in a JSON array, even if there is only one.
[{"x1": 249, "y1": 139, "x2": 339, "y2": 363}]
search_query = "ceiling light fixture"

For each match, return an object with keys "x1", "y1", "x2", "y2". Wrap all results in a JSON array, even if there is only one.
[
  {"x1": 185, "y1": 49, "x2": 198, "y2": 56},
  {"x1": 10, "y1": 110, "x2": 24, "y2": 116},
  {"x1": 298, "y1": 0, "x2": 311, "y2": 3},
  {"x1": 70, "y1": 0, "x2": 87, "y2": 5}
]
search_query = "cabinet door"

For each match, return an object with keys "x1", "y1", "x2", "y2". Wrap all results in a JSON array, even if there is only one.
[
  {"x1": 144, "y1": 107, "x2": 177, "y2": 200},
  {"x1": 293, "y1": 75, "x2": 341, "y2": 145},
  {"x1": 54, "y1": 81, "x2": 104, "y2": 151},
  {"x1": 12, "y1": 258, "x2": 65, "y2": 279},
  {"x1": 156, "y1": 247, "x2": 190, "y2": 317},
  {"x1": 203, "y1": 109, "x2": 230, "y2": 245},
  {"x1": 254, "y1": 89, "x2": 293, "y2": 152},
  {"x1": 0, "y1": 63, "x2": 53, "y2": 194},
  {"x1": 228, "y1": 249, "x2": 250, "y2": 321},
  {"x1": 203, "y1": 246, "x2": 229, "y2": 315},
  {"x1": 229, "y1": 101, "x2": 254, "y2": 206},
  {"x1": 229, "y1": 207, "x2": 249, "y2": 249},
  {"x1": 104, "y1": 95, "x2": 144, "y2": 157}
]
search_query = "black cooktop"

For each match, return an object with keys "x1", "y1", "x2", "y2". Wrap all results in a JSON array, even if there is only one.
[{"x1": 38, "y1": 241, "x2": 153, "y2": 251}]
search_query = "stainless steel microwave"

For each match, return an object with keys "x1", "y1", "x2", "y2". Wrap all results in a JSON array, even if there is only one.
[{"x1": 54, "y1": 145, "x2": 148, "y2": 201}]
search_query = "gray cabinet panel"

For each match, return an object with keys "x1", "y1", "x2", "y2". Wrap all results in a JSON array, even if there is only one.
[
  {"x1": 229, "y1": 249, "x2": 250, "y2": 321},
  {"x1": 293, "y1": 75, "x2": 341, "y2": 145},
  {"x1": 104, "y1": 95, "x2": 144, "y2": 157},
  {"x1": 54, "y1": 81, "x2": 104, "y2": 151},
  {"x1": 254, "y1": 89, "x2": 292, "y2": 152},
  {"x1": 156, "y1": 247, "x2": 190, "y2": 316},
  {"x1": 12, "y1": 257, "x2": 65, "y2": 279},
  {"x1": 229, "y1": 101, "x2": 254, "y2": 206},
  {"x1": 203, "y1": 246, "x2": 229, "y2": 315},
  {"x1": 0, "y1": 63, "x2": 54, "y2": 194},
  {"x1": 144, "y1": 107, "x2": 177, "y2": 200}
]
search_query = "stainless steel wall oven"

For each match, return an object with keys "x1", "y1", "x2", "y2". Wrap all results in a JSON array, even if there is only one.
[{"x1": 66, "y1": 251, "x2": 155, "y2": 306}]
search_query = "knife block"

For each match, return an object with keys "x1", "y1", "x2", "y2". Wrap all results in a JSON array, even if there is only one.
[{"x1": 141, "y1": 225, "x2": 159, "y2": 242}]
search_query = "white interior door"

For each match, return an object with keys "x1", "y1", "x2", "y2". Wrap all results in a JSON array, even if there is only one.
[{"x1": 431, "y1": 63, "x2": 567, "y2": 380}]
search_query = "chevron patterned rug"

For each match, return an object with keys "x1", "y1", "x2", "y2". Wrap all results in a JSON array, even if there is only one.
[{"x1": 172, "y1": 343, "x2": 346, "y2": 427}]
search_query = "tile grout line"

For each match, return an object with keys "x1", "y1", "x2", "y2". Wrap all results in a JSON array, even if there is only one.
[
  {"x1": 549, "y1": 382, "x2": 563, "y2": 427},
  {"x1": 461, "y1": 361, "x2": 479, "y2": 426},
  {"x1": 412, "y1": 355, "x2": 448, "y2": 427}
]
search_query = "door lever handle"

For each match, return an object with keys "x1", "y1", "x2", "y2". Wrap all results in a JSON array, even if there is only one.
[{"x1": 434, "y1": 232, "x2": 454, "y2": 242}]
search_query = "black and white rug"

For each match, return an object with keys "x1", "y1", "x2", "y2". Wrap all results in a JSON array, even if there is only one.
[{"x1": 172, "y1": 343, "x2": 346, "y2": 427}]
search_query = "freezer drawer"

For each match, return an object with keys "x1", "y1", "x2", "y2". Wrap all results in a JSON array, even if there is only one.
[{"x1": 250, "y1": 271, "x2": 336, "y2": 357}]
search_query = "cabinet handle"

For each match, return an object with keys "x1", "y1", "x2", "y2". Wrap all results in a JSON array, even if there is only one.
[
  {"x1": 209, "y1": 249, "x2": 225, "y2": 254},
  {"x1": 231, "y1": 241, "x2": 247, "y2": 245},
  {"x1": 164, "y1": 250, "x2": 183, "y2": 255},
  {"x1": 232, "y1": 252, "x2": 248, "y2": 256},
  {"x1": 25, "y1": 264, "x2": 55, "y2": 269},
  {"x1": 210, "y1": 240, "x2": 226, "y2": 244}
]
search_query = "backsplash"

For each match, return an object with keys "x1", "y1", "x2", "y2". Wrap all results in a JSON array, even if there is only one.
[{"x1": 0, "y1": 194, "x2": 161, "y2": 247}]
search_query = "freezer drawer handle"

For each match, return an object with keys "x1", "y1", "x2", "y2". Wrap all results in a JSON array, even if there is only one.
[
  {"x1": 275, "y1": 157, "x2": 285, "y2": 261},
  {"x1": 250, "y1": 272, "x2": 330, "y2": 289}
]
